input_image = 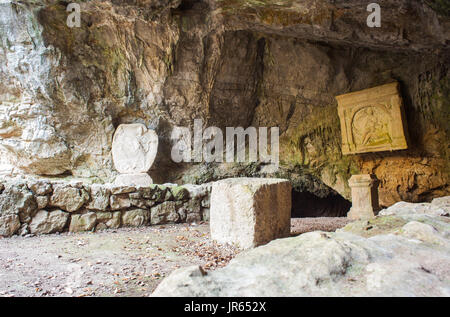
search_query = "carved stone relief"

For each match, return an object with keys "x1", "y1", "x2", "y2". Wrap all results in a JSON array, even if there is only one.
[{"x1": 336, "y1": 82, "x2": 408, "y2": 155}]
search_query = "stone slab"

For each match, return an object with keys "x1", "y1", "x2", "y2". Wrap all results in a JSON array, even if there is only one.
[{"x1": 114, "y1": 173, "x2": 153, "y2": 187}]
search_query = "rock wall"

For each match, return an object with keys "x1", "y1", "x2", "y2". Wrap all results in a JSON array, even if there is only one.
[
  {"x1": 0, "y1": 0, "x2": 449, "y2": 209},
  {"x1": 254, "y1": 39, "x2": 450, "y2": 206},
  {"x1": 0, "y1": 177, "x2": 211, "y2": 237}
]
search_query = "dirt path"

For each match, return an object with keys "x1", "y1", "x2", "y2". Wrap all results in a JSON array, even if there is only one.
[
  {"x1": 0, "y1": 218, "x2": 350, "y2": 297},
  {"x1": 0, "y1": 223, "x2": 239, "y2": 297},
  {"x1": 291, "y1": 217, "x2": 351, "y2": 236}
]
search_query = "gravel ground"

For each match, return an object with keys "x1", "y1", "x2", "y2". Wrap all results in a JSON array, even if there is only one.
[
  {"x1": 291, "y1": 217, "x2": 351, "y2": 236},
  {"x1": 0, "y1": 218, "x2": 350, "y2": 297}
]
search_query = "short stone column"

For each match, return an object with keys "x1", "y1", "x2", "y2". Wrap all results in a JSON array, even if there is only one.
[
  {"x1": 347, "y1": 174, "x2": 380, "y2": 220},
  {"x1": 111, "y1": 123, "x2": 158, "y2": 187},
  {"x1": 210, "y1": 178, "x2": 291, "y2": 249}
]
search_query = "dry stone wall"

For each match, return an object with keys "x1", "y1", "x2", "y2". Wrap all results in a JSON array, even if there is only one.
[{"x1": 0, "y1": 178, "x2": 211, "y2": 237}]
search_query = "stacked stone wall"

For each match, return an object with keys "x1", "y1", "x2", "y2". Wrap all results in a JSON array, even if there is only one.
[{"x1": 0, "y1": 178, "x2": 211, "y2": 237}]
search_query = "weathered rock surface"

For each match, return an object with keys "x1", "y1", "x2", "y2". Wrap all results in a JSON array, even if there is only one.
[
  {"x1": 28, "y1": 181, "x2": 52, "y2": 196},
  {"x1": 210, "y1": 178, "x2": 291, "y2": 249},
  {"x1": 35, "y1": 195, "x2": 48, "y2": 210},
  {"x1": 151, "y1": 201, "x2": 179, "y2": 225},
  {"x1": 50, "y1": 185, "x2": 89, "y2": 212},
  {"x1": 69, "y1": 212, "x2": 97, "y2": 232},
  {"x1": 178, "y1": 199, "x2": 202, "y2": 223},
  {"x1": 153, "y1": 198, "x2": 450, "y2": 297},
  {"x1": 380, "y1": 197, "x2": 450, "y2": 217},
  {"x1": 0, "y1": 184, "x2": 37, "y2": 236},
  {"x1": 105, "y1": 212, "x2": 121, "y2": 229},
  {"x1": 0, "y1": 213, "x2": 20, "y2": 237},
  {"x1": 110, "y1": 194, "x2": 131, "y2": 210},
  {"x1": 0, "y1": 0, "x2": 448, "y2": 210},
  {"x1": 122, "y1": 209, "x2": 151, "y2": 227},
  {"x1": 86, "y1": 185, "x2": 110, "y2": 211},
  {"x1": 29, "y1": 209, "x2": 69, "y2": 234},
  {"x1": 171, "y1": 186, "x2": 189, "y2": 201}
]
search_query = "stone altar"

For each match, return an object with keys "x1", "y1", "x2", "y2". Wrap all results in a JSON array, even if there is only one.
[
  {"x1": 210, "y1": 178, "x2": 291, "y2": 249},
  {"x1": 336, "y1": 82, "x2": 408, "y2": 155},
  {"x1": 112, "y1": 124, "x2": 158, "y2": 186},
  {"x1": 347, "y1": 174, "x2": 380, "y2": 220}
]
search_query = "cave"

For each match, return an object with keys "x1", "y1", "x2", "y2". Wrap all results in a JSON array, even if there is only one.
[
  {"x1": 1, "y1": 0, "x2": 447, "y2": 209},
  {"x1": 291, "y1": 190, "x2": 351, "y2": 218},
  {"x1": 0, "y1": 0, "x2": 449, "y2": 298}
]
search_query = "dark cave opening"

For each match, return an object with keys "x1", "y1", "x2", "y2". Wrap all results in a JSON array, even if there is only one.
[
  {"x1": 291, "y1": 190, "x2": 351, "y2": 218},
  {"x1": 174, "y1": 0, "x2": 207, "y2": 12}
]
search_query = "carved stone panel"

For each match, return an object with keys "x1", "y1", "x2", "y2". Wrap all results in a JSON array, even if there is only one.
[
  {"x1": 336, "y1": 82, "x2": 408, "y2": 155},
  {"x1": 112, "y1": 123, "x2": 158, "y2": 174}
]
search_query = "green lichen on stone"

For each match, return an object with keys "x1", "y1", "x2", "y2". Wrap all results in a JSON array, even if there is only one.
[
  {"x1": 37, "y1": 4, "x2": 76, "y2": 55},
  {"x1": 151, "y1": 185, "x2": 168, "y2": 203},
  {"x1": 37, "y1": 2, "x2": 129, "y2": 104},
  {"x1": 425, "y1": 0, "x2": 450, "y2": 17},
  {"x1": 421, "y1": 73, "x2": 450, "y2": 178},
  {"x1": 280, "y1": 104, "x2": 358, "y2": 192},
  {"x1": 82, "y1": 26, "x2": 127, "y2": 76},
  {"x1": 281, "y1": 105, "x2": 340, "y2": 164},
  {"x1": 171, "y1": 186, "x2": 189, "y2": 201},
  {"x1": 183, "y1": 167, "x2": 216, "y2": 185}
]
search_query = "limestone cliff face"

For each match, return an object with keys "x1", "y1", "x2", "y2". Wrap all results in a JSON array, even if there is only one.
[{"x1": 0, "y1": 0, "x2": 449, "y2": 207}]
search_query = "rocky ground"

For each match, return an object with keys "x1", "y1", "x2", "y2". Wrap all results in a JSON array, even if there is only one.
[
  {"x1": 154, "y1": 197, "x2": 450, "y2": 297},
  {"x1": 0, "y1": 217, "x2": 351, "y2": 297},
  {"x1": 2, "y1": 198, "x2": 449, "y2": 297},
  {"x1": 291, "y1": 217, "x2": 351, "y2": 235}
]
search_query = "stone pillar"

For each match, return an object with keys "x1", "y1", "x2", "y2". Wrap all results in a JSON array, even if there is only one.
[
  {"x1": 347, "y1": 174, "x2": 380, "y2": 220},
  {"x1": 210, "y1": 178, "x2": 291, "y2": 249}
]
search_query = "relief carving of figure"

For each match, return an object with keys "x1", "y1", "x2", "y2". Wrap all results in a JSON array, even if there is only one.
[
  {"x1": 352, "y1": 106, "x2": 392, "y2": 148},
  {"x1": 336, "y1": 82, "x2": 408, "y2": 155}
]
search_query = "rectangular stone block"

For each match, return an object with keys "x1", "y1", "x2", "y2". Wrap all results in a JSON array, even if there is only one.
[
  {"x1": 336, "y1": 82, "x2": 409, "y2": 155},
  {"x1": 210, "y1": 178, "x2": 291, "y2": 249}
]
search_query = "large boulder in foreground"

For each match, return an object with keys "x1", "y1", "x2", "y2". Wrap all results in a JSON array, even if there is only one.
[
  {"x1": 210, "y1": 178, "x2": 291, "y2": 249},
  {"x1": 153, "y1": 197, "x2": 450, "y2": 297},
  {"x1": 379, "y1": 196, "x2": 450, "y2": 217}
]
